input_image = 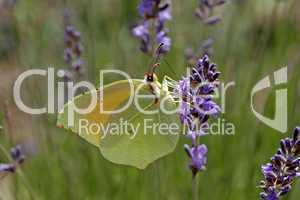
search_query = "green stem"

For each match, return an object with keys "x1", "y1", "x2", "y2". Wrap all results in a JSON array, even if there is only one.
[
  {"x1": 192, "y1": 175, "x2": 199, "y2": 200},
  {"x1": 154, "y1": 162, "x2": 161, "y2": 200}
]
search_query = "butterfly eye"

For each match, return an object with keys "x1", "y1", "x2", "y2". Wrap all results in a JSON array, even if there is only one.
[{"x1": 146, "y1": 74, "x2": 154, "y2": 82}]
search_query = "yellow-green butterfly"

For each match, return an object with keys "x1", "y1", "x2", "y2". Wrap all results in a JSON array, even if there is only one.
[{"x1": 57, "y1": 50, "x2": 180, "y2": 169}]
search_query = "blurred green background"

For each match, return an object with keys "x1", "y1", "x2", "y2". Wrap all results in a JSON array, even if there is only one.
[{"x1": 0, "y1": 0, "x2": 300, "y2": 199}]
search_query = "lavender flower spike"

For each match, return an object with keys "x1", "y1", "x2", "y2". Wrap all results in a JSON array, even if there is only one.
[
  {"x1": 59, "y1": 10, "x2": 85, "y2": 81},
  {"x1": 259, "y1": 127, "x2": 300, "y2": 200},
  {"x1": 132, "y1": 0, "x2": 172, "y2": 54},
  {"x1": 175, "y1": 55, "x2": 220, "y2": 131},
  {"x1": 174, "y1": 55, "x2": 221, "y2": 176}
]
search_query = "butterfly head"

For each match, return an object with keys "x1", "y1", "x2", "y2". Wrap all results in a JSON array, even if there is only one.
[
  {"x1": 145, "y1": 73, "x2": 158, "y2": 83},
  {"x1": 145, "y1": 43, "x2": 164, "y2": 84},
  {"x1": 145, "y1": 62, "x2": 160, "y2": 83}
]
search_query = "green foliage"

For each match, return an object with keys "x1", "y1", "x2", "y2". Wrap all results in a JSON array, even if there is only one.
[{"x1": 1, "y1": 0, "x2": 300, "y2": 199}]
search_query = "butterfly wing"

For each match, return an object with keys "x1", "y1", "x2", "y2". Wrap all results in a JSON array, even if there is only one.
[
  {"x1": 57, "y1": 79, "x2": 143, "y2": 147},
  {"x1": 99, "y1": 84, "x2": 180, "y2": 169},
  {"x1": 57, "y1": 78, "x2": 180, "y2": 169}
]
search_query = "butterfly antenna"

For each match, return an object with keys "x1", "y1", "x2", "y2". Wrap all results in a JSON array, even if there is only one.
[{"x1": 148, "y1": 43, "x2": 164, "y2": 74}]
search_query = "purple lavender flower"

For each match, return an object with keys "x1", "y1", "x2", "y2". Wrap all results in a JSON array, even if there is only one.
[
  {"x1": 60, "y1": 10, "x2": 85, "y2": 81},
  {"x1": 11, "y1": 144, "x2": 26, "y2": 164},
  {"x1": 0, "y1": 145, "x2": 25, "y2": 174},
  {"x1": 259, "y1": 127, "x2": 300, "y2": 200},
  {"x1": 132, "y1": 22, "x2": 151, "y2": 53},
  {"x1": 158, "y1": 6, "x2": 171, "y2": 23},
  {"x1": 138, "y1": 0, "x2": 155, "y2": 17},
  {"x1": 0, "y1": 164, "x2": 16, "y2": 173},
  {"x1": 132, "y1": 0, "x2": 172, "y2": 54},
  {"x1": 195, "y1": 0, "x2": 226, "y2": 25},
  {"x1": 175, "y1": 55, "x2": 220, "y2": 176},
  {"x1": 156, "y1": 31, "x2": 171, "y2": 54},
  {"x1": 64, "y1": 25, "x2": 84, "y2": 74},
  {"x1": 260, "y1": 189, "x2": 279, "y2": 200},
  {"x1": 178, "y1": 101, "x2": 192, "y2": 125},
  {"x1": 185, "y1": 0, "x2": 226, "y2": 63},
  {"x1": 175, "y1": 77, "x2": 191, "y2": 99},
  {"x1": 176, "y1": 55, "x2": 220, "y2": 121},
  {"x1": 185, "y1": 144, "x2": 208, "y2": 176}
]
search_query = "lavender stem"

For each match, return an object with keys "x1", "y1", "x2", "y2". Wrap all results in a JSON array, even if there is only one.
[{"x1": 192, "y1": 175, "x2": 199, "y2": 200}]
